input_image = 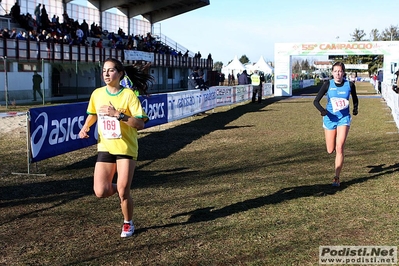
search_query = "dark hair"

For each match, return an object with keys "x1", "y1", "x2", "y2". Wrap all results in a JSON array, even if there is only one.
[
  {"x1": 103, "y1": 58, "x2": 154, "y2": 95},
  {"x1": 124, "y1": 62, "x2": 154, "y2": 96},
  {"x1": 104, "y1": 57, "x2": 125, "y2": 81},
  {"x1": 332, "y1": 61, "x2": 346, "y2": 72}
]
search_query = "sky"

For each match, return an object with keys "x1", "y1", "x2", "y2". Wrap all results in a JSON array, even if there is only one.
[
  {"x1": 158, "y1": 0, "x2": 399, "y2": 65},
  {"x1": 73, "y1": 0, "x2": 398, "y2": 66}
]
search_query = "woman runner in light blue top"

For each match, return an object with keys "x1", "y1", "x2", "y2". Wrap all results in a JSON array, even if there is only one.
[{"x1": 313, "y1": 62, "x2": 358, "y2": 187}]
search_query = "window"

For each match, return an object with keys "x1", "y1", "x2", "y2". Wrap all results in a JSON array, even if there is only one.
[{"x1": 18, "y1": 63, "x2": 42, "y2": 72}]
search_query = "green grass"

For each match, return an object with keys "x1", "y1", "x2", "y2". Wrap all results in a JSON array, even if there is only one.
[{"x1": 1, "y1": 82, "x2": 399, "y2": 265}]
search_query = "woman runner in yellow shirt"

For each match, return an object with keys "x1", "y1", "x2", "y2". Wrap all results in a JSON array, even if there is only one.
[{"x1": 79, "y1": 58, "x2": 152, "y2": 238}]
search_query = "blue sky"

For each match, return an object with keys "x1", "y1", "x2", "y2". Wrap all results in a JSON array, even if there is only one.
[
  {"x1": 159, "y1": 0, "x2": 398, "y2": 65},
  {"x1": 74, "y1": 0, "x2": 398, "y2": 65}
]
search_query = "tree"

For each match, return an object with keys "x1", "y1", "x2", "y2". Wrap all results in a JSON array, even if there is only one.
[
  {"x1": 301, "y1": 59, "x2": 310, "y2": 71},
  {"x1": 380, "y1": 25, "x2": 399, "y2": 41},
  {"x1": 350, "y1": 28, "x2": 367, "y2": 41},
  {"x1": 213, "y1": 61, "x2": 223, "y2": 72},
  {"x1": 369, "y1": 29, "x2": 380, "y2": 41},
  {"x1": 239, "y1": 55, "x2": 250, "y2": 64},
  {"x1": 367, "y1": 55, "x2": 383, "y2": 75},
  {"x1": 292, "y1": 60, "x2": 301, "y2": 73}
]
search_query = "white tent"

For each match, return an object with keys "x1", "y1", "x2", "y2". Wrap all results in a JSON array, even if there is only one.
[
  {"x1": 251, "y1": 56, "x2": 274, "y2": 74},
  {"x1": 222, "y1": 55, "x2": 245, "y2": 77}
]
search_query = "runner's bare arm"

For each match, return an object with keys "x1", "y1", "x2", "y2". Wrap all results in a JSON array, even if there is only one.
[{"x1": 79, "y1": 114, "x2": 97, "y2": 138}]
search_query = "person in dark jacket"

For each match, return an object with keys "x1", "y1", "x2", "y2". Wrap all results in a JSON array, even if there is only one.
[
  {"x1": 188, "y1": 66, "x2": 201, "y2": 90},
  {"x1": 238, "y1": 70, "x2": 249, "y2": 85}
]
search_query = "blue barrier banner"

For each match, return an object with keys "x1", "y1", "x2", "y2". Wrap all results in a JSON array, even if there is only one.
[
  {"x1": 263, "y1": 83, "x2": 273, "y2": 97},
  {"x1": 167, "y1": 90, "x2": 200, "y2": 121},
  {"x1": 167, "y1": 87, "x2": 217, "y2": 122},
  {"x1": 200, "y1": 88, "x2": 217, "y2": 111},
  {"x1": 216, "y1": 86, "x2": 234, "y2": 105},
  {"x1": 139, "y1": 94, "x2": 168, "y2": 128},
  {"x1": 29, "y1": 102, "x2": 97, "y2": 163},
  {"x1": 27, "y1": 85, "x2": 273, "y2": 164},
  {"x1": 234, "y1": 85, "x2": 251, "y2": 103}
]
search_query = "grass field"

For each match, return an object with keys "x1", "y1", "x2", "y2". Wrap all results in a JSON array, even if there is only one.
[{"x1": 1, "y1": 82, "x2": 399, "y2": 265}]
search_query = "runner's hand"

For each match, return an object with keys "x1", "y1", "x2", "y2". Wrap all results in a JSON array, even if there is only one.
[{"x1": 79, "y1": 126, "x2": 90, "y2": 138}]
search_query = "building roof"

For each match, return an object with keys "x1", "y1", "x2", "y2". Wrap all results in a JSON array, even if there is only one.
[{"x1": 66, "y1": 0, "x2": 210, "y2": 23}]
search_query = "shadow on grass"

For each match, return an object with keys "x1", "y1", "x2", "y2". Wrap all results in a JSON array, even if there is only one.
[
  {"x1": 0, "y1": 97, "x2": 284, "y2": 224},
  {"x1": 292, "y1": 84, "x2": 322, "y2": 96},
  {"x1": 65, "y1": 155, "x2": 97, "y2": 170},
  {"x1": 137, "y1": 164, "x2": 399, "y2": 234},
  {"x1": 0, "y1": 176, "x2": 93, "y2": 225},
  {"x1": 136, "y1": 96, "x2": 286, "y2": 163},
  {"x1": 366, "y1": 163, "x2": 399, "y2": 173}
]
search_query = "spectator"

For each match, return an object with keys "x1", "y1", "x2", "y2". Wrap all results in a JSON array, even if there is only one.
[
  {"x1": 62, "y1": 11, "x2": 70, "y2": 24},
  {"x1": 349, "y1": 72, "x2": 356, "y2": 83},
  {"x1": 394, "y1": 70, "x2": 399, "y2": 92},
  {"x1": 46, "y1": 33, "x2": 53, "y2": 58},
  {"x1": 81, "y1": 19, "x2": 89, "y2": 38},
  {"x1": 219, "y1": 72, "x2": 225, "y2": 86},
  {"x1": 9, "y1": 28, "x2": 17, "y2": 39},
  {"x1": 37, "y1": 29, "x2": 47, "y2": 41},
  {"x1": 28, "y1": 30, "x2": 36, "y2": 41},
  {"x1": 76, "y1": 26, "x2": 84, "y2": 44},
  {"x1": 1, "y1": 28, "x2": 10, "y2": 38},
  {"x1": 16, "y1": 30, "x2": 26, "y2": 40},
  {"x1": 188, "y1": 66, "x2": 201, "y2": 90},
  {"x1": 96, "y1": 39, "x2": 103, "y2": 48},
  {"x1": 10, "y1": 1, "x2": 21, "y2": 24},
  {"x1": 198, "y1": 69, "x2": 208, "y2": 91},
  {"x1": 238, "y1": 70, "x2": 249, "y2": 85},
  {"x1": 32, "y1": 71, "x2": 43, "y2": 101},
  {"x1": 27, "y1": 13, "x2": 37, "y2": 31},
  {"x1": 41, "y1": 4, "x2": 50, "y2": 30},
  {"x1": 251, "y1": 70, "x2": 262, "y2": 103},
  {"x1": 34, "y1": 4, "x2": 41, "y2": 27},
  {"x1": 118, "y1": 27, "x2": 126, "y2": 38},
  {"x1": 377, "y1": 70, "x2": 383, "y2": 94},
  {"x1": 126, "y1": 35, "x2": 134, "y2": 49}
]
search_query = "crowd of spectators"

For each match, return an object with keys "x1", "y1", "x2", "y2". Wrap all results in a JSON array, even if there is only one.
[{"x1": 0, "y1": 2, "x2": 212, "y2": 60}]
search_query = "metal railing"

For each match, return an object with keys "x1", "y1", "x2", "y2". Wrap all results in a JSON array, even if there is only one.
[{"x1": 0, "y1": 38, "x2": 213, "y2": 69}]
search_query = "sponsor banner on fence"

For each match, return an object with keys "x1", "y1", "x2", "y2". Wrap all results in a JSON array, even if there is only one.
[
  {"x1": 29, "y1": 102, "x2": 97, "y2": 163},
  {"x1": 216, "y1": 86, "x2": 234, "y2": 105},
  {"x1": 302, "y1": 79, "x2": 315, "y2": 88},
  {"x1": 167, "y1": 87, "x2": 217, "y2": 122},
  {"x1": 200, "y1": 88, "x2": 217, "y2": 110},
  {"x1": 140, "y1": 94, "x2": 168, "y2": 128},
  {"x1": 123, "y1": 50, "x2": 154, "y2": 62},
  {"x1": 234, "y1": 85, "x2": 251, "y2": 103},
  {"x1": 263, "y1": 83, "x2": 273, "y2": 97}
]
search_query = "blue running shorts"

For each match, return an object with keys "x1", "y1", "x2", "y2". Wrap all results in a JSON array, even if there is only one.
[{"x1": 323, "y1": 114, "x2": 351, "y2": 130}]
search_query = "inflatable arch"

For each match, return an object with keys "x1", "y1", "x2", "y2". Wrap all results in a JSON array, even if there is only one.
[{"x1": 273, "y1": 41, "x2": 399, "y2": 96}]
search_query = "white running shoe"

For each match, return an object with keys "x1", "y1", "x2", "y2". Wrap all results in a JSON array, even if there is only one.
[{"x1": 120, "y1": 223, "x2": 135, "y2": 238}]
